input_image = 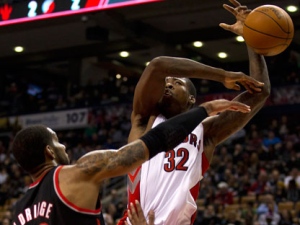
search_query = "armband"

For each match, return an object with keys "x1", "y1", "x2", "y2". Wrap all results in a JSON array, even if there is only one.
[{"x1": 140, "y1": 106, "x2": 208, "y2": 159}]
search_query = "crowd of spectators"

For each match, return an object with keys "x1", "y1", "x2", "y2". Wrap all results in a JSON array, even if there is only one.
[
  {"x1": 0, "y1": 49, "x2": 299, "y2": 225},
  {"x1": 0, "y1": 46, "x2": 299, "y2": 117}
]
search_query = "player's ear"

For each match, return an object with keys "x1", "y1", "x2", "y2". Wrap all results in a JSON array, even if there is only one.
[
  {"x1": 189, "y1": 95, "x2": 196, "y2": 105},
  {"x1": 45, "y1": 145, "x2": 55, "y2": 159}
]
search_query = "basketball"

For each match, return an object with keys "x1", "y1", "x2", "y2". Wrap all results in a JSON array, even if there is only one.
[{"x1": 243, "y1": 5, "x2": 294, "y2": 56}]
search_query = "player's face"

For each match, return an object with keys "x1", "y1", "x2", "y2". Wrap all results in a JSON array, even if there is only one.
[
  {"x1": 47, "y1": 128, "x2": 70, "y2": 165},
  {"x1": 159, "y1": 77, "x2": 191, "y2": 114}
]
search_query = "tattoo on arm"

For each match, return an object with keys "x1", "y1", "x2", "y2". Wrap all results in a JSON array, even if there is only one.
[{"x1": 75, "y1": 141, "x2": 147, "y2": 176}]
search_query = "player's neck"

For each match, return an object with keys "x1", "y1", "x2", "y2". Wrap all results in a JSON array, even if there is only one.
[{"x1": 30, "y1": 163, "x2": 56, "y2": 182}]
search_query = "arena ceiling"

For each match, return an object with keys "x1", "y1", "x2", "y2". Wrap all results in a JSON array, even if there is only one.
[{"x1": 0, "y1": 0, "x2": 299, "y2": 77}]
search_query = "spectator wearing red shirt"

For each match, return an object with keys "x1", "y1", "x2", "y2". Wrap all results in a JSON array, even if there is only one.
[
  {"x1": 248, "y1": 170, "x2": 271, "y2": 196},
  {"x1": 214, "y1": 182, "x2": 234, "y2": 206}
]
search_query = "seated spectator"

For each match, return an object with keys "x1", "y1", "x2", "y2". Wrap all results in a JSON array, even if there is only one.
[
  {"x1": 263, "y1": 130, "x2": 282, "y2": 150},
  {"x1": 200, "y1": 204, "x2": 221, "y2": 225},
  {"x1": 284, "y1": 167, "x2": 300, "y2": 188},
  {"x1": 222, "y1": 210, "x2": 242, "y2": 225},
  {"x1": 214, "y1": 182, "x2": 234, "y2": 206},
  {"x1": 285, "y1": 179, "x2": 299, "y2": 203},
  {"x1": 241, "y1": 201, "x2": 256, "y2": 225},
  {"x1": 279, "y1": 209, "x2": 294, "y2": 225},
  {"x1": 246, "y1": 130, "x2": 263, "y2": 152},
  {"x1": 269, "y1": 169, "x2": 285, "y2": 195},
  {"x1": 0, "y1": 217, "x2": 11, "y2": 225},
  {"x1": 256, "y1": 194, "x2": 279, "y2": 216},
  {"x1": 258, "y1": 202, "x2": 280, "y2": 225},
  {"x1": 249, "y1": 170, "x2": 271, "y2": 196}
]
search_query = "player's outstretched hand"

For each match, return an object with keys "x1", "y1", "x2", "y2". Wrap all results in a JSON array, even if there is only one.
[
  {"x1": 219, "y1": 0, "x2": 252, "y2": 36},
  {"x1": 222, "y1": 71, "x2": 264, "y2": 94},
  {"x1": 125, "y1": 200, "x2": 155, "y2": 225},
  {"x1": 201, "y1": 99, "x2": 251, "y2": 116}
]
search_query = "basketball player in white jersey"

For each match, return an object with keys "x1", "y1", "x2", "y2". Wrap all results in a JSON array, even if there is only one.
[{"x1": 118, "y1": 0, "x2": 270, "y2": 224}]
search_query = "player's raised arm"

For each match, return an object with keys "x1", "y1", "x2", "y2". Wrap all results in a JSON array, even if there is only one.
[
  {"x1": 133, "y1": 56, "x2": 263, "y2": 117},
  {"x1": 203, "y1": 0, "x2": 271, "y2": 162}
]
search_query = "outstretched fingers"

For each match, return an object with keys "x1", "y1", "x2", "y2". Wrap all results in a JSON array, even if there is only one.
[
  {"x1": 228, "y1": 0, "x2": 241, "y2": 7},
  {"x1": 223, "y1": 4, "x2": 236, "y2": 16},
  {"x1": 219, "y1": 23, "x2": 231, "y2": 31}
]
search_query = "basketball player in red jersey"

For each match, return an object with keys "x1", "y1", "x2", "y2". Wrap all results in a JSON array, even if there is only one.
[{"x1": 119, "y1": 0, "x2": 270, "y2": 224}]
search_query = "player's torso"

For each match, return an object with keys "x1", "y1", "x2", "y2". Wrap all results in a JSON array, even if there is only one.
[
  {"x1": 128, "y1": 114, "x2": 205, "y2": 225},
  {"x1": 12, "y1": 167, "x2": 104, "y2": 225}
]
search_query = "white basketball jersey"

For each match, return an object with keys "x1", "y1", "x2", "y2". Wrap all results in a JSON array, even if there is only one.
[{"x1": 125, "y1": 114, "x2": 209, "y2": 225}]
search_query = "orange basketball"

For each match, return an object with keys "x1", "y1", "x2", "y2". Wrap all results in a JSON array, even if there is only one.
[{"x1": 243, "y1": 5, "x2": 294, "y2": 56}]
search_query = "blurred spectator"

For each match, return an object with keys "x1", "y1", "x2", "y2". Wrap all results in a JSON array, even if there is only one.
[
  {"x1": 232, "y1": 144, "x2": 244, "y2": 164},
  {"x1": 257, "y1": 202, "x2": 281, "y2": 225},
  {"x1": 249, "y1": 170, "x2": 271, "y2": 196},
  {"x1": 44, "y1": 81, "x2": 60, "y2": 110},
  {"x1": 199, "y1": 204, "x2": 221, "y2": 225},
  {"x1": 0, "y1": 217, "x2": 11, "y2": 225},
  {"x1": 198, "y1": 177, "x2": 213, "y2": 201},
  {"x1": 103, "y1": 212, "x2": 114, "y2": 225},
  {"x1": 214, "y1": 182, "x2": 234, "y2": 206},
  {"x1": 284, "y1": 168, "x2": 300, "y2": 189},
  {"x1": 263, "y1": 130, "x2": 282, "y2": 150},
  {"x1": 269, "y1": 169, "x2": 284, "y2": 193},
  {"x1": 279, "y1": 209, "x2": 294, "y2": 225},
  {"x1": 248, "y1": 152, "x2": 260, "y2": 178},
  {"x1": 222, "y1": 210, "x2": 242, "y2": 225},
  {"x1": 278, "y1": 115, "x2": 290, "y2": 137},
  {"x1": 285, "y1": 179, "x2": 299, "y2": 203},
  {"x1": 257, "y1": 194, "x2": 279, "y2": 216},
  {"x1": 268, "y1": 169, "x2": 286, "y2": 202},
  {"x1": 241, "y1": 201, "x2": 256, "y2": 225},
  {"x1": 286, "y1": 151, "x2": 300, "y2": 171},
  {"x1": 237, "y1": 172, "x2": 251, "y2": 198},
  {"x1": 246, "y1": 130, "x2": 263, "y2": 152}
]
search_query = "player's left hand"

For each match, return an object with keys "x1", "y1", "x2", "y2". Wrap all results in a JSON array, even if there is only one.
[
  {"x1": 223, "y1": 71, "x2": 264, "y2": 94},
  {"x1": 219, "y1": 0, "x2": 252, "y2": 36},
  {"x1": 125, "y1": 200, "x2": 155, "y2": 225}
]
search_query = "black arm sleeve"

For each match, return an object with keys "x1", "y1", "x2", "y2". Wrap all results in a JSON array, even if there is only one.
[{"x1": 140, "y1": 106, "x2": 208, "y2": 159}]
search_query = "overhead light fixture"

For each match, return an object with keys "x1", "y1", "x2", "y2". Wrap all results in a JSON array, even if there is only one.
[
  {"x1": 193, "y1": 41, "x2": 203, "y2": 48},
  {"x1": 119, "y1": 51, "x2": 129, "y2": 58},
  {"x1": 116, "y1": 74, "x2": 122, "y2": 79},
  {"x1": 218, "y1": 52, "x2": 228, "y2": 59},
  {"x1": 236, "y1": 36, "x2": 244, "y2": 42},
  {"x1": 14, "y1": 46, "x2": 24, "y2": 53},
  {"x1": 286, "y1": 5, "x2": 298, "y2": 12}
]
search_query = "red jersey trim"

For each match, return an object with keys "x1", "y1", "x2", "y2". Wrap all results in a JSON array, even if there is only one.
[
  {"x1": 202, "y1": 152, "x2": 210, "y2": 173},
  {"x1": 54, "y1": 166, "x2": 101, "y2": 215},
  {"x1": 29, "y1": 172, "x2": 48, "y2": 189}
]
